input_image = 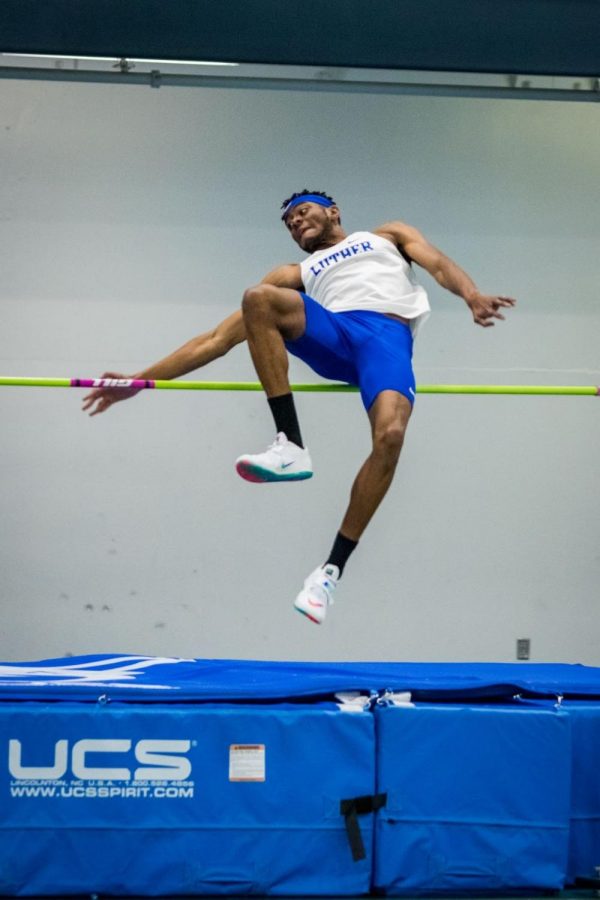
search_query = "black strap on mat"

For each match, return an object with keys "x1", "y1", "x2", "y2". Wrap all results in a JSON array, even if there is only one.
[
  {"x1": 340, "y1": 793, "x2": 387, "y2": 862},
  {"x1": 574, "y1": 877, "x2": 600, "y2": 889}
]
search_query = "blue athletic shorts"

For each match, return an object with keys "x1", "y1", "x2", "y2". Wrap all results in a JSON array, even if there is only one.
[{"x1": 285, "y1": 292, "x2": 416, "y2": 411}]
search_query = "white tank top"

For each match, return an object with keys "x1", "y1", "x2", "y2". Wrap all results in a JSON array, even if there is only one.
[{"x1": 300, "y1": 231, "x2": 430, "y2": 335}]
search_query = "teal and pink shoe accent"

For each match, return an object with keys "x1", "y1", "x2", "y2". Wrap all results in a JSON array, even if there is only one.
[
  {"x1": 294, "y1": 597, "x2": 327, "y2": 624},
  {"x1": 235, "y1": 460, "x2": 313, "y2": 483}
]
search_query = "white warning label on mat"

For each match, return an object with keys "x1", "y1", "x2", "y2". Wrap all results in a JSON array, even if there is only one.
[{"x1": 229, "y1": 744, "x2": 265, "y2": 782}]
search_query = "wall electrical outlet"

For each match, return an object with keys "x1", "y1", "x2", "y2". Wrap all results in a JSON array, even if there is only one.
[{"x1": 516, "y1": 638, "x2": 531, "y2": 660}]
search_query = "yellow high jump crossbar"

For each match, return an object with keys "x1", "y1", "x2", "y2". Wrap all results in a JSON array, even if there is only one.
[{"x1": 0, "y1": 378, "x2": 597, "y2": 396}]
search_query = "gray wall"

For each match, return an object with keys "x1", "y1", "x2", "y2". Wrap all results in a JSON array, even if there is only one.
[{"x1": 1, "y1": 78, "x2": 598, "y2": 663}]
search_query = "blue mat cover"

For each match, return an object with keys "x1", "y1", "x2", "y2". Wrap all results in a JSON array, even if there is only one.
[
  {"x1": 563, "y1": 702, "x2": 600, "y2": 882},
  {"x1": 1, "y1": 654, "x2": 600, "y2": 701},
  {"x1": 0, "y1": 701, "x2": 374, "y2": 896},
  {"x1": 374, "y1": 703, "x2": 571, "y2": 895}
]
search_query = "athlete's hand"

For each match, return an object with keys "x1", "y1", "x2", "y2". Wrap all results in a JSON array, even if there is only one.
[
  {"x1": 82, "y1": 372, "x2": 142, "y2": 417},
  {"x1": 467, "y1": 293, "x2": 516, "y2": 327}
]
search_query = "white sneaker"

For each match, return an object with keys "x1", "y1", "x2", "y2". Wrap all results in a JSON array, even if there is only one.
[
  {"x1": 235, "y1": 432, "x2": 313, "y2": 483},
  {"x1": 294, "y1": 564, "x2": 339, "y2": 624}
]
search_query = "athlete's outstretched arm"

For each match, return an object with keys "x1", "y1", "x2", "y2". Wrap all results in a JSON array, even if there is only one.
[
  {"x1": 82, "y1": 264, "x2": 301, "y2": 416},
  {"x1": 81, "y1": 310, "x2": 246, "y2": 416},
  {"x1": 375, "y1": 221, "x2": 516, "y2": 327}
]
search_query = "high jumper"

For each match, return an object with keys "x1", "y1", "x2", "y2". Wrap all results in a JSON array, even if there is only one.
[{"x1": 83, "y1": 190, "x2": 515, "y2": 623}]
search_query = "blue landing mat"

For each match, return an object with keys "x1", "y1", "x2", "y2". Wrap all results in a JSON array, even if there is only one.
[{"x1": 1, "y1": 657, "x2": 599, "y2": 896}]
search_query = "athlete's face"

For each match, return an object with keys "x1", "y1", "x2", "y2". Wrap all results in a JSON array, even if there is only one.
[{"x1": 284, "y1": 202, "x2": 339, "y2": 252}]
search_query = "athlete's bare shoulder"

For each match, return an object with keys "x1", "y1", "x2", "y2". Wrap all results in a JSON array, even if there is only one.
[
  {"x1": 373, "y1": 221, "x2": 422, "y2": 247},
  {"x1": 261, "y1": 263, "x2": 303, "y2": 289}
]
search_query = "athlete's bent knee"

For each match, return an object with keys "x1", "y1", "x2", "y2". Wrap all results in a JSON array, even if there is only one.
[
  {"x1": 242, "y1": 284, "x2": 274, "y2": 316},
  {"x1": 373, "y1": 424, "x2": 405, "y2": 458}
]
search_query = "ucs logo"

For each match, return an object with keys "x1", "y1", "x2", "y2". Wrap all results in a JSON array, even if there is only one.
[{"x1": 9, "y1": 739, "x2": 192, "y2": 781}]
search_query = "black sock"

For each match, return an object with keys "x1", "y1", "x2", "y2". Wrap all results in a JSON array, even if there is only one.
[
  {"x1": 326, "y1": 531, "x2": 358, "y2": 577},
  {"x1": 267, "y1": 393, "x2": 303, "y2": 448}
]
